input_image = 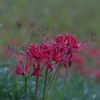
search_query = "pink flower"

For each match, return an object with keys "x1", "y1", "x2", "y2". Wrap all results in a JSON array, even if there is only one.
[
  {"x1": 13, "y1": 44, "x2": 54, "y2": 72},
  {"x1": 50, "y1": 33, "x2": 79, "y2": 67},
  {"x1": 6, "y1": 61, "x2": 42, "y2": 79},
  {"x1": 86, "y1": 48, "x2": 99, "y2": 56},
  {"x1": 49, "y1": 32, "x2": 94, "y2": 68},
  {"x1": 30, "y1": 62, "x2": 43, "y2": 79},
  {"x1": 26, "y1": 44, "x2": 54, "y2": 72},
  {"x1": 11, "y1": 32, "x2": 95, "y2": 72}
]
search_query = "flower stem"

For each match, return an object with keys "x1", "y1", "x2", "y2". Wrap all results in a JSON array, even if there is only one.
[
  {"x1": 61, "y1": 71, "x2": 67, "y2": 95},
  {"x1": 45, "y1": 65, "x2": 60, "y2": 98},
  {"x1": 61, "y1": 67, "x2": 69, "y2": 95},
  {"x1": 25, "y1": 77, "x2": 27, "y2": 100},
  {"x1": 42, "y1": 68, "x2": 48, "y2": 100},
  {"x1": 47, "y1": 65, "x2": 60, "y2": 100},
  {"x1": 35, "y1": 77, "x2": 38, "y2": 100}
]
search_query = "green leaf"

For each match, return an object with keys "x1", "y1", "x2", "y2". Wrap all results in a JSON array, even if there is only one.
[{"x1": 54, "y1": 86, "x2": 62, "y2": 100}]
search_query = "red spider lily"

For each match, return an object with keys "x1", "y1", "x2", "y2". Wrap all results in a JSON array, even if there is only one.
[
  {"x1": 48, "y1": 33, "x2": 81, "y2": 67},
  {"x1": 26, "y1": 44, "x2": 53, "y2": 72},
  {"x1": 48, "y1": 33, "x2": 79, "y2": 67},
  {"x1": 52, "y1": 32, "x2": 95, "y2": 67},
  {"x1": 6, "y1": 61, "x2": 42, "y2": 79},
  {"x1": 30, "y1": 62, "x2": 43, "y2": 79},
  {"x1": 14, "y1": 44, "x2": 53, "y2": 72},
  {"x1": 86, "y1": 48, "x2": 99, "y2": 56},
  {"x1": 12, "y1": 32, "x2": 95, "y2": 71}
]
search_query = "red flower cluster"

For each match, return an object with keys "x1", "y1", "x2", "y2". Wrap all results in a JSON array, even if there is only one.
[
  {"x1": 6, "y1": 61, "x2": 42, "y2": 79},
  {"x1": 7, "y1": 32, "x2": 94, "y2": 79}
]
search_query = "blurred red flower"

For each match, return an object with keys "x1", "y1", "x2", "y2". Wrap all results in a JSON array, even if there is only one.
[
  {"x1": 93, "y1": 69, "x2": 100, "y2": 80},
  {"x1": 80, "y1": 68, "x2": 92, "y2": 76},
  {"x1": 71, "y1": 55, "x2": 83, "y2": 65},
  {"x1": 0, "y1": 46, "x2": 10, "y2": 57},
  {"x1": 10, "y1": 38, "x2": 22, "y2": 47},
  {"x1": 86, "y1": 48, "x2": 99, "y2": 56}
]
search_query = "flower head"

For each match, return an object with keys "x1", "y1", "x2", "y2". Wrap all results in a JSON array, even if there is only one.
[
  {"x1": 10, "y1": 30, "x2": 95, "y2": 72},
  {"x1": 26, "y1": 44, "x2": 53, "y2": 72},
  {"x1": 6, "y1": 61, "x2": 42, "y2": 79},
  {"x1": 51, "y1": 33, "x2": 78, "y2": 67}
]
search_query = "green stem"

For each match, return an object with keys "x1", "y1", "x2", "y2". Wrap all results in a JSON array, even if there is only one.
[
  {"x1": 47, "y1": 65, "x2": 60, "y2": 100},
  {"x1": 61, "y1": 71, "x2": 67, "y2": 95},
  {"x1": 25, "y1": 77, "x2": 27, "y2": 100},
  {"x1": 45, "y1": 65, "x2": 60, "y2": 98},
  {"x1": 42, "y1": 68, "x2": 48, "y2": 100},
  {"x1": 61, "y1": 66, "x2": 70, "y2": 95},
  {"x1": 35, "y1": 77, "x2": 38, "y2": 100}
]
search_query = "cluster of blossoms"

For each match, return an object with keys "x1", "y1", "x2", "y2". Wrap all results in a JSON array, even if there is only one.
[
  {"x1": 6, "y1": 32, "x2": 95, "y2": 79},
  {"x1": 58, "y1": 47, "x2": 100, "y2": 80},
  {"x1": 6, "y1": 60, "x2": 42, "y2": 79}
]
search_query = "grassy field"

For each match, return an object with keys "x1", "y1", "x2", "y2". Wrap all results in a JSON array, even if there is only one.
[
  {"x1": 0, "y1": 0, "x2": 100, "y2": 45},
  {"x1": 0, "y1": 0, "x2": 100, "y2": 100}
]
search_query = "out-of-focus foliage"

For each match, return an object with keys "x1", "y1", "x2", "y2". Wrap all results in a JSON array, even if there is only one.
[
  {"x1": 0, "y1": 70, "x2": 100, "y2": 100},
  {"x1": 0, "y1": 0, "x2": 100, "y2": 46}
]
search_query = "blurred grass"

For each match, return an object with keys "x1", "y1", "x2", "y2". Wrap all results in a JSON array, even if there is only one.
[
  {"x1": 0, "y1": 70, "x2": 100, "y2": 100},
  {"x1": 0, "y1": 0, "x2": 100, "y2": 46}
]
